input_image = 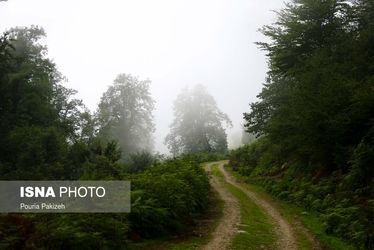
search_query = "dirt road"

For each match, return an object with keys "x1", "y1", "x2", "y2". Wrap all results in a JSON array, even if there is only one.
[
  {"x1": 202, "y1": 163, "x2": 241, "y2": 250},
  {"x1": 202, "y1": 161, "x2": 299, "y2": 250}
]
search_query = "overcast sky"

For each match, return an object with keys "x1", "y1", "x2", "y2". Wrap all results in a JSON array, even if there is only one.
[{"x1": 0, "y1": 0, "x2": 285, "y2": 153}]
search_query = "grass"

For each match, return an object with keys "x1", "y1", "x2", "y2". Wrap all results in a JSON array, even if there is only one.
[
  {"x1": 229, "y1": 168, "x2": 356, "y2": 250},
  {"x1": 210, "y1": 163, "x2": 224, "y2": 179},
  {"x1": 211, "y1": 164, "x2": 276, "y2": 250},
  {"x1": 243, "y1": 181, "x2": 317, "y2": 250}
]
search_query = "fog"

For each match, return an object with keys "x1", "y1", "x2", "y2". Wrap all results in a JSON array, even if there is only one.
[{"x1": 0, "y1": 0, "x2": 285, "y2": 154}]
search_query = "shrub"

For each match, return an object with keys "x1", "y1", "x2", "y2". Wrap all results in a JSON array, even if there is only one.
[{"x1": 129, "y1": 157, "x2": 210, "y2": 238}]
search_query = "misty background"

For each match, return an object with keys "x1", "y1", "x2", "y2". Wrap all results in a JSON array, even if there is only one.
[{"x1": 0, "y1": 0, "x2": 285, "y2": 154}]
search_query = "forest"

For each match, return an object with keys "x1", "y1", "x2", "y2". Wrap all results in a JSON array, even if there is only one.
[
  {"x1": 230, "y1": 0, "x2": 373, "y2": 249},
  {"x1": 0, "y1": 0, "x2": 373, "y2": 249},
  {"x1": 0, "y1": 25, "x2": 228, "y2": 248}
]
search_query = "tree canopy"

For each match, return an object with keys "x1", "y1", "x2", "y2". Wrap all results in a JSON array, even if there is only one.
[
  {"x1": 165, "y1": 84, "x2": 232, "y2": 156},
  {"x1": 96, "y1": 74, "x2": 155, "y2": 159},
  {"x1": 244, "y1": 0, "x2": 374, "y2": 172},
  {"x1": 0, "y1": 26, "x2": 87, "y2": 179}
]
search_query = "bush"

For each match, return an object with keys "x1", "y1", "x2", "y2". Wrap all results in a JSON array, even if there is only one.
[
  {"x1": 0, "y1": 156, "x2": 211, "y2": 248},
  {"x1": 127, "y1": 151, "x2": 155, "y2": 173},
  {"x1": 129, "y1": 157, "x2": 210, "y2": 238}
]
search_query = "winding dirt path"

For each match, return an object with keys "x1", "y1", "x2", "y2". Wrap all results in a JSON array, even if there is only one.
[
  {"x1": 203, "y1": 161, "x2": 299, "y2": 250},
  {"x1": 218, "y1": 162, "x2": 298, "y2": 250},
  {"x1": 202, "y1": 163, "x2": 241, "y2": 250}
]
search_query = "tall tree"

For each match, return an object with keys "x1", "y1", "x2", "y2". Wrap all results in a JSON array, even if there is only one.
[
  {"x1": 242, "y1": 2, "x2": 374, "y2": 246},
  {"x1": 97, "y1": 74, "x2": 155, "y2": 159},
  {"x1": 165, "y1": 84, "x2": 232, "y2": 156},
  {"x1": 244, "y1": 0, "x2": 374, "y2": 171},
  {"x1": 0, "y1": 26, "x2": 85, "y2": 179}
]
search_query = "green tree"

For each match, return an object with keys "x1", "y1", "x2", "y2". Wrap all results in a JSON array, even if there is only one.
[
  {"x1": 242, "y1": 2, "x2": 374, "y2": 246},
  {"x1": 165, "y1": 84, "x2": 232, "y2": 156},
  {"x1": 244, "y1": 0, "x2": 374, "y2": 171},
  {"x1": 96, "y1": 74, "x2": 155, "y2": 159},
  {"x1": 0, "y1": 26, "x2": 86, "y2": 179}
]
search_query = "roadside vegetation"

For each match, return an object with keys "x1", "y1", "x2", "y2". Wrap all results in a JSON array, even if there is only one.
[
  {"x1": 229, "y1": 168, "x2": 355, "y2": 250},
  {"x1": 131, "y1": 179, "x2": 224, "y2": 250},
  {"x1": 0, "y1": 156, "x2": 213, "y2": 249},
  {"x1": 229, "y1": 143, "x2": 364, "y2": 249},
  {"x1": 231, "y1": 0, "x2": 373, "y2": 249}
]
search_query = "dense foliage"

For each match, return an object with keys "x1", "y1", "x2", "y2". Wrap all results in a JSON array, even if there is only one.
[
  {"x1": 165, "y1": 84, "x2": 232, "y2": 156},
  {"x1": 0, "y1": 158, "x2": 210, "y2": 249},
  {"x1": 129, "y1": 158, "x2": 210, "y2": 238},
  {"x1": 244, "y1": 0, "x2": 374, "y2": 174},
  {"x1": 0, "y1": 26, "x2": 90, "y2": 180},
  {"x1": 97, "y1": 74, "x2": 155, "y2": 160},
  {"x1": 233, "y1": 0, "x2": 374, "y2": 248}
]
